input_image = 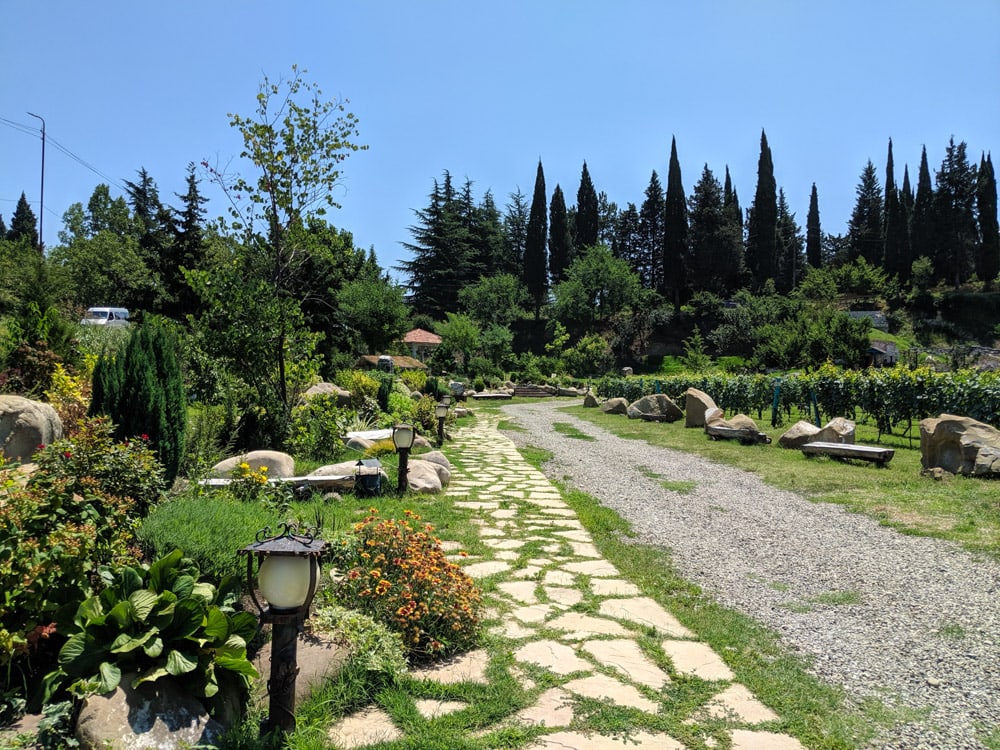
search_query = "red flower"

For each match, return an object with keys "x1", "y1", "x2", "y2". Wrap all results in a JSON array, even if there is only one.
[
  {"x1": 140, "y1": 434, "x2": 149, "y2": 441},
  {"x1": 37, "y1": 444, "x2": 46, "y2": 451},
  {"x1": 63, "y1": 451, "x2": 72, "y2": 459}
]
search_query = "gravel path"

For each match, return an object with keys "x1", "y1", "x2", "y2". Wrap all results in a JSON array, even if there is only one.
[{"x1": 499, "y1": 400, "x2": 1000, "y2": 750}]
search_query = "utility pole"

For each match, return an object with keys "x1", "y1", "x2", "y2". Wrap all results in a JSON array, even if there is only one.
[{"x1": 27, "y1": 112, "x2": 45, "y2": 253}]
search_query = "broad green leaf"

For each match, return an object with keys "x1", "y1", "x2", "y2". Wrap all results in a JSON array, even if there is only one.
[
  {"x1": 166, "y1": 649, "x2": 198, "y2": 676},
  {"x1": 215, "y1": 654, "x2": 258, "y2": 679},
  {"x1": 128, "y1": 589, "x2": 159, "y2": 622},
  {"x1": 191, "y1": 581, "x2": 216, "y2": 603},
  {"x1": 172, "y1": 574, "x2": 195, "y2": 600},
  {"x1": 148, "y1": 549, "x2": 183, "y2": 592},
  {"x1": 132, "y1": 665, "x2": 168, "y2": 687},
  {"x1": 229, "y1": 611, "x2": 259, "y2": 642},
  {"x1": 166, "y1": 598, "x2": 204, "y2": 639},
  {"x1": 59, "y1": 634, "x2": 107, "y2": 676},
  {"x1": 75, "y1": 596, "x2": 106, "y2": 627},
  {"x1": 203, "y1": 608, "x2": 228, "y2": 642},
  {"x1": 107, "y1": 600, "x2": 133, "y2": 629},
  {"x1": 144, "y1": 636, "x2": 164, "y2": 658},
  {"x1": 110, "y1": 630, "x2": 154, "y2": 654},
  {"x1": 118, "y1": 566, "x2": 144, "y2": 596},
  {"x1": 97, "y1": 662, "x2": 122, "y2": 693}
]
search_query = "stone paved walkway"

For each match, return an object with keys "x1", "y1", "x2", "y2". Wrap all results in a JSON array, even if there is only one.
[{"x1": 329, "y1": 414, "x2": 805, "y2": 749}]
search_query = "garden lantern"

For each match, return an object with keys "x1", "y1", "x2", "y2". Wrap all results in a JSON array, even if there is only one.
[
  {"x1": 392, "y1": 423, "x2": 416, "y2": 493},
  {"x1": 442, "y1": 393, "x2": 452, "y2": 407},
  {"x1": 435, "y1": 402, "x2": 449, "y2": 445},
  {"x1": 239, "y1": 524, "x2": 326, "y2": 734}
]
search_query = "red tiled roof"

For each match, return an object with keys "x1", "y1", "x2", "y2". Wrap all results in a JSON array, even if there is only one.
[{"x1": 402, "y1": 328, "x2": 442, "y2": 345}]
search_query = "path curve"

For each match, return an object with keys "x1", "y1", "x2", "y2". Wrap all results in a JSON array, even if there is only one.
[{"x1": 500, "y1": 400, "x2": 1000, "y2": 749}]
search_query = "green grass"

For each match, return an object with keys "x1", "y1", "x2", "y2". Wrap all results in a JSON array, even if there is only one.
[
  {"x1": 551, "y1": 421, "x2": 595, "y2": 441},
  {"x1": 562, "y1": 405, "x2": 1000, "y2": 558}
]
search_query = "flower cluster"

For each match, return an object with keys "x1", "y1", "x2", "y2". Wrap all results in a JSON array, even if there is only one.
[
  {"x1": 229, "y1": 461, "x2": 269, "y2": 502},
  {"x1": 328, "y1": 509, "x2": 481, "y2": 661}
]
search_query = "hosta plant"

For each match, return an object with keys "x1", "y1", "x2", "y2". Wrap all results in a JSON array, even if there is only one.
[{"x1": 47, "y1": 550, "x2": 259, "y2": 710}]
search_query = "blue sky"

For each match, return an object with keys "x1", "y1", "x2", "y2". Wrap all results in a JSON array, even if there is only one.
[{"x1": 2, "y1": 1, "x2": 998, "y2": 284}]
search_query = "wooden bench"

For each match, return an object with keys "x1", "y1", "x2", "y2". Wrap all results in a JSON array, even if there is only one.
[
  {"x1": 800, "y1": 441, "x2": 894, "y2": 467},
  {"x1": 705, "y1": 424, "x2": 772, "y2": 445}
]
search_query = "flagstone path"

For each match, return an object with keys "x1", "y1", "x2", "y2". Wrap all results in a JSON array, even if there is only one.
[{"x1": 328, "y1": 414, "x2": 805, "y2": 749}]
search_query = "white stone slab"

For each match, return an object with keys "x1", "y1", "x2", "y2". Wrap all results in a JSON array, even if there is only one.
[
  {"x1": 598, "y1": 598, "x2": 694, "y2": 637},
  {"x1": 581, "y1": 639, "x2": 670, "y2": 689}
]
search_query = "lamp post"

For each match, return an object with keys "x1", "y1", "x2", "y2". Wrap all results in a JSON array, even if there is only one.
[
  {"x1": 441, "y1": 393, "x2": 452, "y2": 407},
  {"x1": 26, "y1": 112, "x2": 45, "y2": 253},
  {"x1": 392, "y1": 423, "x2": 415, "y2": 494},
  {"x1": 435, "y1": 402, "x2": 449, "y2": 446},
  {"x1": 239, "y1": 524, "x2": 326, "y2": 734}
]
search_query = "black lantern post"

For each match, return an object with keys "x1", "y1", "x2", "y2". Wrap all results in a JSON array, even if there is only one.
[
  {"x1": 392, "y1": 423, "x2": 415, "y2": 494},
  {"x1": 435, "y1": 402, "x2": 449, "y2": 446},
  {"x1": 239, "y1": 524, "x2": 326, "y2": 734}
]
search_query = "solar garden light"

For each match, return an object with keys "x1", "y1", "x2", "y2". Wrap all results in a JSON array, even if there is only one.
[
  {"x1": 239, "y1": 524, "x2": 325, "y2": 734},
  {"x1": 392, "y1": 423, "x2": 416, "y2": 493},
  {"x1": 441, "y1": 393, "x2": 452, "y2": 406},
  {"x1": 435, "y1": 402, "x2": 449, "y2": 445}
]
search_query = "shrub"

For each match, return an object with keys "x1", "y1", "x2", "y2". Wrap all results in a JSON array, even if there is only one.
[
  {"x1": 0, "y1": 457, "x2": 140, "y2": 705},
  {"x1": 327, "y1": 509, "x2": 481, "y2": 660},
  {"x1": 286, "y1": 393, "x2": 348, "y2": 462},
  {"x1": 413, "y1": 395, "x2": 438, "y2": 434},
  {"x1": 43, "y1": 360, "x2": 95, "y2": 433},
  {"x1": 33, "y1": 417, "x2": 166, "y2": 518},
  {"x1": 138, "y1": 495, "x2": 283, "y2": 583},
  {"x1": 400, "y1": 369, "x2": 427, "y2": 394},
  {"x1": 335, "y1": 369, "x2": 378, "y2": 408},
  {"x1": 47, "y1": 550, "x2": 258, "y2": 712},
  {"x1": 386, "y1": 391, "x2": 416, "y2": 424},
  {"x1": 311, "y1": 603, "x2": 407, "y2": 680}
]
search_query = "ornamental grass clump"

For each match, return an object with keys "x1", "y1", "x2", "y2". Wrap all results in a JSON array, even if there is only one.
[{"x1": 327, "y1": 509, "x2": 481, "y2": 661}]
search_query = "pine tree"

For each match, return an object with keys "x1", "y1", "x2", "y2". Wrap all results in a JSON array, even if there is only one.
[
  {"x1": 548, "y1": 185, "x2": 573, "y2": 285},
  {"x1": 611, "y1": 203, "x2": 641, "y2": 275},
  {"x1": 7, "y1": 193, "x2": 38, "y2": 248},
  {"x1": 125, "y1": 168, "x2": 174, "y2": 310},
  {"x1": 847, "y1": 160, "x2": 884, "y2": 265},
  {"x1": 977, "y1": 153, "x2": 1000, "y2": 290},
  {"x1": 0, "y1": 213, "x2": 7, "y2": 238},
  {"x1": 662, "y1": 137, "x2": 688, "y2": 308},
  {"x1": 574, "y1": 161, "x2": 599, "y2": 254},
  {"x1": 688, "y1": 164, "x2": 743, "y2": 295},
  {"x1": 775, "y1": 188, "x2": 804, "y2": 293},
  {"x1": 597, "y1": 192, "x2": 619, "y2": 247},
  {"x1": 637, "y1": 171, "x2": 664, "y2": 290},
  {"x1": 524, "y1": 160, "x2": 548, "y2": 318},
  {"x1": 745, "y1": 130, "x2": 778, "y2": 288},
  {"x1": 168, "y1": 163, "x2": 208, "y2": 318},
  {"x1": 474, "y1": 190, "x2": 506, "y2": 277},
  {"x1": 502, "y1": 188, "x2": 529, "y2": 276},
  {"x1": 806, "y1": 184, "x2": 822, "y2": 268},
  {"x1": 934, "y1": 137, "x2": 978, "y2": 289},
  {"x1": 910, "y1": 146, "x2": 936, "y2": 278}
]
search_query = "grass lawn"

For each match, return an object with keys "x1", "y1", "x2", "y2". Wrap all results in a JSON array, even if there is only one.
[{"x1": 555, "y1": 404, "x2": 1000, "y2": 559}]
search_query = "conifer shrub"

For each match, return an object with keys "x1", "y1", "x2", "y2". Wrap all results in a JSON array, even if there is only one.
[{"x1": 90, "y1": 319, "x2": 186, "y2": 483}]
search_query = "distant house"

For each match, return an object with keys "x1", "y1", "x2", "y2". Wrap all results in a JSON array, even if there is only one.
[
  {"x1": 870, "y1": 340, "x2": 899, "y2": 366},
  {"x1": 402, "y1": 328, "x2": 442, "y2": 362}
]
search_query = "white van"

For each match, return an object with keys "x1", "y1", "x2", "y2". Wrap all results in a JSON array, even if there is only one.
[{"x1": 80, "y1": 307, "x2": 130, "y2": 327}]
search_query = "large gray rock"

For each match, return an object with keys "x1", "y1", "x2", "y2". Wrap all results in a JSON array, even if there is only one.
[
  {"x1": 920, "y1": 413, "x2": 1000, "y2": 477},
  {"x1": 418, "y1": 450, "x2": 453, "y2": 471},
  {"x1": 583, "y1": 392, "x2": 599, "y2": 408},
  {"x1": 714, "y1": 414, "x2": 762, "y2": 432},
  {"x1": 406, "y1": 459, "x2": 447, "y2": 493},
  {"x1": 627, "y1": 394, "x2": 683, "y2": 422},
  {"x1": 75, "y1": 676, "x2": 224, "y2": 750},
  {"x1": 211, "y1": 450, "x2": 296, "y2": 479},
  {"x1": 600, "y1": 397, "x2": 629, "y2": 415},
  {"x1": 778, "y1": 420, "x2": 821, "y2": 449},
  {"x1": 684, "y1": 388, "x2": 718, "y2": 428},
  {"x1": 815, "y1": 417, "x2": 856, "y2": 444},
  {"x1": 0, "y1": 395, "x2": 63, "y2": 463},
  {"x1": 302, "y1": 381, "x2": 352, "y2": 407}
]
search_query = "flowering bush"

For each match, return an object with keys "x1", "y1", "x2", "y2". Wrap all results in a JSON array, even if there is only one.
[
  {"x1": 33, "y1": 417, "x2": 165, "y2": 517},
  {"x1": 327, "y1": 509, "x2": 481, "y2": 661},
  {"x1": 229, "y1": 461, "x2": 269, "y2": 501}
]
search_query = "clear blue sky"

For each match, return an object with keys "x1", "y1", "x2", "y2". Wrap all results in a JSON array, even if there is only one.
[{"x1": 2, "y1": 1, "x2": 998, "y2": 284}]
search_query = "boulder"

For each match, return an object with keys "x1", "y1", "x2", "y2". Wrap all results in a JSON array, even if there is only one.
[
  {"x1": 210, "y1": 450, "x2": 295, "y2": 479},
  {"x1": 345, "y1": 436, "x2": 374, "y2": 453},
  {"x1": 75, "y1": 677, "x2": 224, "y2": 750},
  {"x1": 920, "y1": 413, "x2": 1000, "y2": 477},
  {"x1": 684, "y1": 388, "x2": 719, "y2": 428},
  {"x1": 302, "y1": 381, "x2": 352, "y2": 407},
  {"x1": 621, "y1": 367, "x2": 633, "y2": 377},
  {"x1": 454, "y1": 406, "x2": 472, "y2": 418},
  {"x1": 600, "y1": 397, "x2": 629, "y2": 415},
  {"x1": 583, "y1": 392, "x2": 599, "y2": 408},
  {"x1": 419, "y1": 450, "x2": 453, "y2": 471},
  {"x1": 558, "y1": 386, "x2": 583, "y2": 397},
  {"x1": 778, "y1": 420, "x2": 821, "y2": 449},
  {"x1": 405, "y1": 459, "x2": 447, "y2": 493},
  {"x1": 815, "y1": 417, "x2": 856, "y2": 444},
  {"x1": 0, "y1": 395, "x2": 63, "y2": 463},
  {"x1": 413, "y1": 434, "x2": 434, "y2": 450},
  {"x1": 715, "y1": 414, "x2": 762, "y2": 432},
  {"x1": 627, "y1": 394, "x2": 683, "y2": 422},
  {"x1": 704, "y1": 407, "x2": 725, "y2": 424}
]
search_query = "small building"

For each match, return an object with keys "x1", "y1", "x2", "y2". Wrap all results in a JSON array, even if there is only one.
[
  {"x1": 870, "y1": 340, "x2": 899, "y2": 366},
  {"x1": 402, "y1": 328, "x2": 442, "y2": 362}
]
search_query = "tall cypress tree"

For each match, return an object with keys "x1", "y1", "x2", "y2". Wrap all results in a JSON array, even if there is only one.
[
  {"x1": 977, "y1": 153, "x2": 1000, "y2": 290},
  {"x1": 883, "y1": 140, "x2": 909, "y2": 280},
  {"x1": 934, "y1": 137, "x2": 978, "y2": 289},
  {"x1": 523, "y1": 160, "x2": 548, "y2": 318},
  {"x1": 745, "y1": 130, "x2": 778, "y2": 288},
  {"x1": 662, "y1": 137, "x2": 688, "y2": 308},
  {"x1": 637, "y1": 171, "x2": 665, "y2": 290},
  {"x1": 548, "y1": 185, "x2": 573, "y2": 285},
  {"x1": 574, "y1": 161, "x2": 599, "y2": 254},
  {"x1": 806, "y1": 183, "x2": 822, "y2": 269},
  {"x1": 911, "y1": 146, "x2": 936, "y2": 277}
]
